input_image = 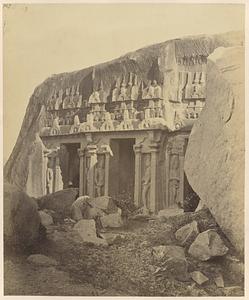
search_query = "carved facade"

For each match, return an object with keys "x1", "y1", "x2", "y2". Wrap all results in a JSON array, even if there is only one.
[{"x1": 31, "y1": 45, "x2": 207, "y2": 213}]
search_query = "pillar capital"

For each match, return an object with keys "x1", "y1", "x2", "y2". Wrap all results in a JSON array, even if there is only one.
[
  {"x1": 149, "y1": 142, "x2": 160, "y2": 153},
  {"x1": 87, "y1": 144, "x2": 97, "y2": 154},
  {"x1": 78, "y1": 148, "x2": 85, "y2": 157},
  {"x1": 133, "y1": 144, "x2": 142, "y2": 153}
]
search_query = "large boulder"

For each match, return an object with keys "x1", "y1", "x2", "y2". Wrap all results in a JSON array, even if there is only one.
[
  {"x1": 188, "y1": 229, "x2": 229, "y2": 261},
  {"x1": 184, "y1": 46, "x2": 244, "y2": 254},
  {"x1": 4, "y1": 182, "x2": 41, "y2": 248},
  {"x1": 73, "y1": 219, "x2": 108, "y2": 246},
  {"x1": 36, "y1": 188, "x2": 79, "y2": 222},
  {"x1": 175, "y1": 220, "x2": 199, "y2": 247},
  {"x1": 152, "y1": 245, "x2": 188, "y2": 281}
]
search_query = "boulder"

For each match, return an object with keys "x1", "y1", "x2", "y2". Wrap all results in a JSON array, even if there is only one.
[
  {"x1": 152, "y1": 245, "x2": 188, "y2": 281},
  {"x1": 36, "y1": 188, "x2": 79, "y2": 222},
  {"x1": 88, "y1": 196, "x2": 118, "y2": 213},
  {"x1": 213, "y1": 274, "x2": 224, "y2": 288},
  {"x1": 175, "y1": 221, "x2": 199, "y2": 247},
  {"x1": 27, "y1": 254, "x2": 58, "y2": 267},
  {"x1": 190, "y1": 271, "x2": 209, "y2": 285},
  {"x1": 4, "y1": 182, "x2": 41, "y2": 248},
  {"x1": 73, "y1": 219, "x2": 108, "y2": 246},
  {"x1": 100, "y1": 233, "x2": 125, "y2": 245},
  {"x1": 100, "y1": 209, "x2": 123, "y2": 228},
  {"x1": 39, "y1": 210, "x2": 53, "y2": 227},
  {"x1": 184, "y1": 46, "x2": 244, "y2": 254},
  {"x1": 188, "y1": 229, "x2": 229, "y2": 261},
  {"x1": 158, "y1": 208, "x2": 184, "y2": 221}
]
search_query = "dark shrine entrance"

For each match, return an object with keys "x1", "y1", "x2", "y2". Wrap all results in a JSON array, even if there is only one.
[
  {"x1": 59, "y1": 143, "x2": 80, "y2": 189},
  {"x1": 109, "y1": 138, "x2": 135, "y2": 199}
]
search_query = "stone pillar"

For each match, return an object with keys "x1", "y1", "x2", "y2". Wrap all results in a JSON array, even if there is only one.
[
  {"x1": 42, "y1": 149, "x2": 50, "y2": 195},
  {"x1": 133, "y1": 144, "x2": 142, "y2": 207},
  {"x1": 104, "y1": 152, "x2": 110, "y2": 196},
  {"x1": 165, "y1": 145, "x2": 171, "y2": 208},
  {"x1": 149, "y1": 142, "x2": 160, "y2": 213},
  {"x1": 178, "y1": 148, "x2": 185, "y2": 207},
  {"x1": 87, "y1": 145, "x2": 98, "y2": 198},
  {"x1": 54, "y1": 151, "x2": 63, "y2": 192},
  {"x1": 78, "y1": 148, "x2": 85, "y2": 196}
]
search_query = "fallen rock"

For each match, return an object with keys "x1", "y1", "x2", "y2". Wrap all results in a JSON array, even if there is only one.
[
  {"x1": 27, "y1": 254, "x2": 58, "y2": 267},
  {"x1": 100, "y1": 209, "x2": 123, "y2": 228},
  {"x1": 100, "y1": 233, "x2": 125, "y2": 245},
  {"x1": 152, "y1": 245, "x2": 188, "y2": 281},
  {"x1": 88, "y1": 196, "x2": 118, "y2": 213},
  {"x1": 39, "y1": 210, "x2": 53, "y2": 227},
  {"x1": 36, "y1": 188, "x2": 79, "y2": 222},
  {"x1": 175, "y1": 220, "x2": 199, "y2": 246},
  {"x1": 184, "y1": 47, "x2": 244, "y2": 254},
  {"x1": 188, "y1": 229, "x2": 229, "y2": 261},
  {"x1": 223, "y1": 286, "x2": 244, "y2": 296},
  {"x1": 221, "y1": 254, "x2": 244, "y2": 284},
  {"x1": 190, "y1": 271, "x2": 209, "y2": 285},
  {"x1": 4, "y1": 182, "x2": 42, "y2": 248},
  {"x1": 74, "y1": 219, "x2": 108, "y2": 246},
  {"x1": 158, "y1": 208, "x2": 184, "y2": 221},
  {"x1": 213, "y1": 274, "x2": 224, "y2": 288}
]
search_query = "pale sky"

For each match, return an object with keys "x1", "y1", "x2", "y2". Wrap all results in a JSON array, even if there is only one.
[{"x1": 3, "y1": 3, "x2": 245, "y2": 163}]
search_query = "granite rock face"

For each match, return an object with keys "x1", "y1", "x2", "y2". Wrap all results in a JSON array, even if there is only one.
[
  {"x1": 184, "y1": 46, "x2": 244, "y2": 254},
  {"x1": 4, "y1": 32, "x2": 243, "y2": 193},
  {"x1": 4, "y1": 182, "x2": 41, "y2": 248}
]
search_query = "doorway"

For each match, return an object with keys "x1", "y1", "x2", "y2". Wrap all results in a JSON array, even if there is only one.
[
  {"x1": 109, "y1": 138, "x2": 135, "y2": 199},
  {"x1": 59, "y1": 143, "x2": 80, "y2": 189}
]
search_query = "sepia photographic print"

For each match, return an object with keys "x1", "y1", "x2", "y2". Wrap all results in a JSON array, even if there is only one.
[{"x1": 2, "y1": 2, "x2": 246, "y2": 297}]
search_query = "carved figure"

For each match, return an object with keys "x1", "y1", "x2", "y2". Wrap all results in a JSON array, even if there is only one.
[
  {"x1": 46, "y1": 162, "x2": 54, "y2": 194},
  {"x1": 131, "y1": 75, "x2": 139, "y2": 100},
  {"x1": 50, "y1": 116, "x2": 61, "y2": 135},
  {"x1": 141, "y1": 156, "x2": 151, "y2": 213},
  {"x1": 169, "y1": 154, "x2": 180, "y2": 206},
  {"x1": 126, "y1": 73, "x2": 133, "y2": 99},
  {"x1": 100, "y1": 112, "x2": 114, "y2": 131},
  {"x1": 94, "y1": 158, "x2": 105, "y2": 197},
  {"x1": 153, "y1": 80, "x2": 162, "y2": 98},
  {"x1": 143, "y1": 80, "x2": 154, "y2": 99},
  {"x1": 112, "y1": 81, "x2": 120, "y2": 102},
  {"x1": 89, "y1": 91, "x2": 101, "y2": 103},
  {"x1": 63, "y1": 88, "x2": 70, "y2": 109},
  {"x1": 118, "y1": 79, "x2": 127, "y2": 101}
]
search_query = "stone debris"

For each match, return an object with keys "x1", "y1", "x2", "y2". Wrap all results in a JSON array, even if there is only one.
[
  {"x1": 39, "y1": 210, "x2": 53, "y2": 227},
  {"x1": 27, "y1": 254, "x2": 58, "y2": 267},
  {"x1": 188, "y1": 229, "x2": 229, "y2": 261},
  {"x1": 158, "y1": 208, "x2": 184, "y2": 222},
  {"x1": 152, "y1": 245, "x2": 188, "y2": 281},
  {"x1": 213, "y1": 274, "x2": 224, "y2": 288},
  {"x1": 100, "y1": 233, "x2": 125, "y2": 245},
  {"x1": 175, "y1": 220, "x2": 199, "y2": 246},
  {"x1": 223, "y1": 286, "x2": 244, "y2": 296},
  {"x1": 100, "y1": 209, "x2": 123, "y2": 228},
  {"x1": 74, "y1": 219, "x2": 108, "y2": 246},
  {"x1": 190, "y1": 271, "x2": 209, "y2": 285}
]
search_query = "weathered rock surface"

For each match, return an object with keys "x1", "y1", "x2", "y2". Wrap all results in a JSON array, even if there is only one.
[
  {"x1": 27, "y1": 254, "x2": 58, "y2": 267},
  {"x1": 190, "y1": 271, "x2": 209, "y2": 285},
  {"x1": 175, "y1": 220, "x2": 199, "y2": 246},
  {"x1": 39, "y1": 210, "x2": 53, "y2": 227},
  {"x1": 188, "y1": 229, "x2": 229, "y2": 261},
  {"x1": 74, "y1": 219, "x2": 108, "y2": 246},
  {"x1": 152, "y1": 245, "x2": 188, "y2": 281},
  {"x1": 89, "y1": 196, "x2": 118, "y2": 213},
  {"x1": 36, "y1": 188, "x2": 79, "y2": 222},
  {"x1": 100, "y1": 209, "x2": 123, "y2": 228},
  {"x1": 4, "y1": 32, "x2": 243, "y2": 194},
  {"x1": 4, "y1": 182, "x2": 41, "y2": 248},
  {"x1": 184, "y1": 46, "x2": 244, "y2": 254}
]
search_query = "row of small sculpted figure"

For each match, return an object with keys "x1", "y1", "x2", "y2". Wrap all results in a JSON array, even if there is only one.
[
  {"x1": 47, "y1": 85, "x2": 83, "y2": 111},
  {"x1": 178, "y1": 72, "x2": 206, "y2": 101},
  {"x1": 176, "y1": 55, "x2": 207, "y2": 66}
]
